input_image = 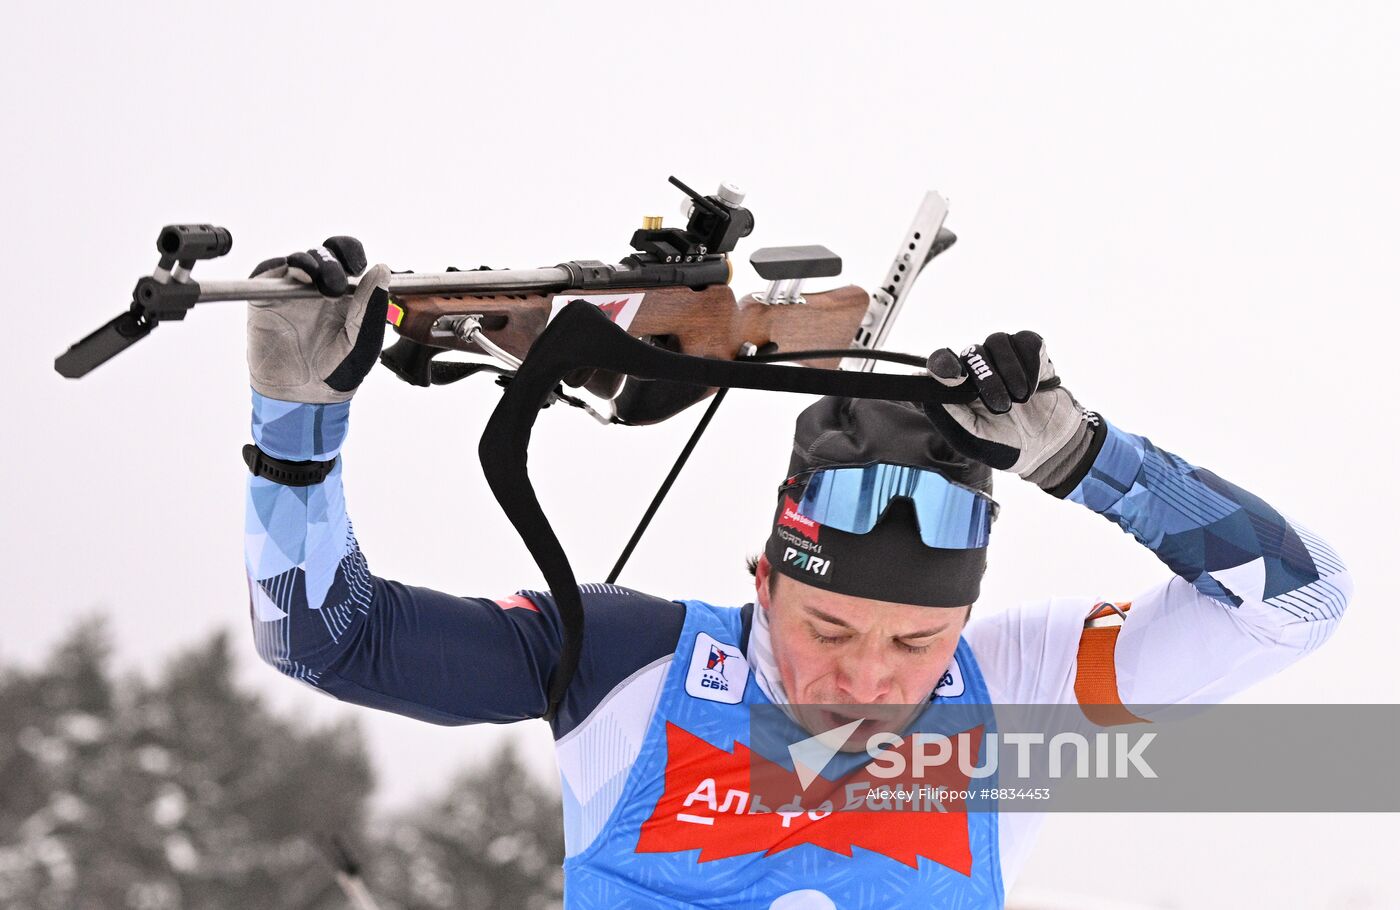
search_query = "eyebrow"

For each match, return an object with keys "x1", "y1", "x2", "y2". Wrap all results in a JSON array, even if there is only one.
[{"x1": 803, "y1": 606, "x2": 952, "y2": 639}]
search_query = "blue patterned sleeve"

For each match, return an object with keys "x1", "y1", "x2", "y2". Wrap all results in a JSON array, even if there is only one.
[
  {"x1": 243, "y1": 391, "x2": 561, "y2": 722},
  {"x1": 245, "y1": 393, "x2": 360, "y2": 682},
  {"x1": 243, "y1": 391, "x2": 685, "y2": 728},
  {"x1": 1066, "y1": 421, "x2": 1351, "y2": 649}
]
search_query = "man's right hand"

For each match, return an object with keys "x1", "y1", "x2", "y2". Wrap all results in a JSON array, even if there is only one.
[{"x1": 246, "y1": 236, "x2": 390, "y2": 404}]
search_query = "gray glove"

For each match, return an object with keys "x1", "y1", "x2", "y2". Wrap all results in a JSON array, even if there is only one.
[
  {"x1": 246, "y1": 236, "x2": 390, "y2": 404},
  {"x1": 923, "y1": 331, "x2": 1105, "y2": 495}
]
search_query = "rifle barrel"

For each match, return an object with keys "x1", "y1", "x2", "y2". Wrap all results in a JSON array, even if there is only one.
[{"x1": 195, "y1": 267, "x2": 575, "y2": 302}]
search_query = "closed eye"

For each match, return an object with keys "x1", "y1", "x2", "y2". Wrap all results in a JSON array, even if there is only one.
[
  {"x1": 895, "y1": 625, "x2": 951, "y2": 655},
  {"x1": 809, "y1": 628, "x2": 850, "y2": 646}
]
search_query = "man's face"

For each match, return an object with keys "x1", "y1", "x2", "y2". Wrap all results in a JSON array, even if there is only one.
[{"x1": 755, "y1": 556, "x2": 970, "y2": 742}]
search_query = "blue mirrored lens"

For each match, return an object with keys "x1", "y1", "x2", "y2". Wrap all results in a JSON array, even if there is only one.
[{"x1": 795, "y1": 464, "x2": 994, "y2": 549}]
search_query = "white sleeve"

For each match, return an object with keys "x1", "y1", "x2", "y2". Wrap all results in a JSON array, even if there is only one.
[
  {"x1": 1114, "y1": 546, "x2": 1352, "y2": 707},
  {"x1": 966, "y1": 553, "x2": 1352, "y2": 715}
]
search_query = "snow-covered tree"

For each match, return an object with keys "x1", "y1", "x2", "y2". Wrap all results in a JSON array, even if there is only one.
[
  {"x1": 370, "y1": 743, "x2": 565, "y2": 910},
  {"x1": 0, "y1": 621, "x2": 371, "y2": 910}
]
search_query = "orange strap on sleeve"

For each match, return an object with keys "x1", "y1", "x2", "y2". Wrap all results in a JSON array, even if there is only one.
[{"x1": 1075, "y1": 603, "x2": 1149, "y2": 727}]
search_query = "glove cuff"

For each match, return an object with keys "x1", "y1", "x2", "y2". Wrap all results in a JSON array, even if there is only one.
[
  {"x1": 1027, "y1": 412, "x2": 1107, "y2": 498},
  {"x1": 251, "y1": 390, "x2": 351, "y2": 461}
]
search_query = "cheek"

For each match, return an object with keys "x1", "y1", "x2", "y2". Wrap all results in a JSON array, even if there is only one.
[{"x1": 771, "y1": 626, "x2": 832, "y2": 696}]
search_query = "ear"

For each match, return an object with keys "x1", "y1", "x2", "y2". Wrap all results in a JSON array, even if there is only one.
[{"x1": 754, "y1": 554, "x2": 774, "y2": 611}]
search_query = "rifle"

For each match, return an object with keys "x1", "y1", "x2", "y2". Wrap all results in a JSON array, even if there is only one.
[
  {"x1": 54, "y1": 176, "x2": 955, "y2": 426},
  {"x1": 54, "y1": 175, "x2": 975, "y2": 720}
]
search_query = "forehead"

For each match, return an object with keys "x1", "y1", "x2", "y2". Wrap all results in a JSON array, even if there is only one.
[{"x1": 771, "y1": 572, "x2": 964, "y2": 632}]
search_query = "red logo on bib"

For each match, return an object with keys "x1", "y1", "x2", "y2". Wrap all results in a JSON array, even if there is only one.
[{"x1": 637, "y1": 722, "x2": 981, "y2": 874}]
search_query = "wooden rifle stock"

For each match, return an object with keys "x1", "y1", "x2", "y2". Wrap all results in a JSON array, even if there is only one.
[{"x1": 387, "y1": 283, "x2": 871, "y2": 423}]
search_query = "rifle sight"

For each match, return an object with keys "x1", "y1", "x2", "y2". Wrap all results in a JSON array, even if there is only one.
[{"x1": 628, "y1": 176, "x2": 754, "y2": 262}]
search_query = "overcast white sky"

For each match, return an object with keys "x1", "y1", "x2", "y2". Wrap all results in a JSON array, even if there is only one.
[{"x1": 5, "y1": 2, "x2": 1399, "y2": 906}]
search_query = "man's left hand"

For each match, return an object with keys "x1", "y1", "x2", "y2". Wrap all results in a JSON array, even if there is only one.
[{"x1": 924, "y1": 330, "x2": 1104, "y2": 495}]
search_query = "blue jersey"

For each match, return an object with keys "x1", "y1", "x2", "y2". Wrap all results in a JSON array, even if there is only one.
[
  {"x1": 243, "y1": 390, "x2": 1352, "y2": 905},
  {"x1": 563, "y1": 599, "x2": 1003, "y2": 909}
]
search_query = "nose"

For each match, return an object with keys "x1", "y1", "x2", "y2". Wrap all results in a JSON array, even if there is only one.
[{"x1": 835, "y1": 642, "x2": 893, "y2": 703}]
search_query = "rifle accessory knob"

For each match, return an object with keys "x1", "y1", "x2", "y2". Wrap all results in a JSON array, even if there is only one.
[{"x1": 716, "y1": 182, "x2": 746, "y2": 207}]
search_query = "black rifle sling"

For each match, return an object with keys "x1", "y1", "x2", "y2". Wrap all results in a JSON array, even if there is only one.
[
  {"x1": 603, "y1": 348, "x2": 933, "y2": 586},
  {"x1": 605, "y1": 385, "x2": 731, "y2": 587},
  {"x1": 478, "y1": 301, "x2": 981, "y2": 722}
]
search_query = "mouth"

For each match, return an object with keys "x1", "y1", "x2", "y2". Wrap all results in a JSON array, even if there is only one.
[
  {"x1": 813, "y1": 703, "x2": 919, "y2": 736},
  {"x1": 819, "y1": 706, "x2": 900, "y2": 734}
]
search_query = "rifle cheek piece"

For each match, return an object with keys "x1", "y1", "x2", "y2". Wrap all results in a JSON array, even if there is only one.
[{"x1": 478, "y1": 302, "x2": 978, "y2": 721}]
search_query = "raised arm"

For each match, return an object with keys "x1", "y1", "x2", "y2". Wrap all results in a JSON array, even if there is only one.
[
  {"x1": 1059, "y1": 422, "x2": 1350, "y2": 704},
  {"x1": 241, "y1": 237, "x2": 684, "y2": 731},
  {"x1": 246, "y1": 390, "x2": 562, "y2": 723},
  {"x1": 927, "y1": 331, "x2": 1352, "y2": 708}
]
